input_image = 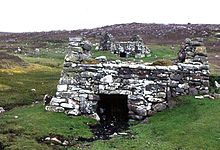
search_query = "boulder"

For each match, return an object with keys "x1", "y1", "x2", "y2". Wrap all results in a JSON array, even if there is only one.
[{"x1": 153, "y1": 103, "x2": 166, "y2": 112}]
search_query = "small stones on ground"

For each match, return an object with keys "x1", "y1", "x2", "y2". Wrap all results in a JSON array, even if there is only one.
[
  {"x1": 45, "y1": 137, "x2": 51, "y2": 141},
  {"x1": 137, "y1": 117, "x2": 149, "y2": 126},
  {"x1": 0, "y1": 107, "x2": 5, "y2": 113},
  {"x1": 203, "y1": 95, "x2": 210, "y2": 98},
  {"x1": 195, "y1": 96, "x2": 204, "y2": 99},
  {"x1": 215, "y1": 81, "x2": 220, "y2": 89},
  {"x1": 31, "y1": 89, "x2": 36, "y2": 92},
  {"x1": 209, "y1": 95, "x2": 215, "y2": 99},
  {"x1": 118, "y1": 132, "x2": 128, "y2": 135},
  {"x1": 109, "y1": 132, "x2": 118, "y2": 138},
  {"x1": 51, "y1": 137, "x2": 62, "y2": 144},
  {"x1": 62, "y1": 140, "x2": 69, "y2": 146},
  {"x1": 214, "y1": 93, "x2": 220, "y2": 99},
  {"x1": 45, "y1": 137, "x2": 62, "y2": 145},
  {"x1": 195, "y1": 95, "x2": 217, "y2": 100}
]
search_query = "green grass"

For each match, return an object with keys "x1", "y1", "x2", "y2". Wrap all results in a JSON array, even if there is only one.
[
  {"x1": 83, "y1": 96, "x2": 220, "y2": 150},
  {"x1": 0, "y1": 51, "x2": 64, "y2": 110},
  {"x1": 0, "y1": 69, "x2": 61, "y2": 110},
  {"x1": 1, "y1": 44, "x2": 220, "y2": 149},
  {"x1": 209, "y1": 63, "x2": 220, "y2": 76},
  {"x1": 29, "y1": 48, "x2": 66, "y2": 60},
  {"x1": 206, "y1": 32, "x2": 220, "y2": 41},
  {"x1": 21, "y1": 57, "x2": 64, "y2": 68},
  {"x1": 0, "y1": 103, "x2": 97, "y2": 149},
  {"x1": 91, "y1": 48, "x2": 132, "y2": 61},
  {"x1": 1, "y1": 96, "x2": 220, "y2": 149},
  {"x1": 92, "y1": 44, "x2": 180, "y2": 62},
  {"x1": 141, "y1": 44, "x2": 179, "y2": 62},
  {"x1": 0, "y1": 84, "x2": 11, "y2": 91},
  {"x1": 45, "y1": 41, "x2": 69, "y2": 48}
]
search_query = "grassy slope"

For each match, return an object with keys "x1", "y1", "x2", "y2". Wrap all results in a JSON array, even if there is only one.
[
  {"x1": 0, "y1": 97, "x2": 220, "y2": 149},
  {"x1": 92, "y1": 44, "x2": 180, "y2": 62},
  {"x1": 0, "y1": 48, "x2": 65, "y2": 109},
  {"x1": 86, "y1": 96, "x2": 220, "y2": 150},
  {"x1": 0, "y1": 104, "x2": 97, "y2": 150},
  {"x1": 0, "y1": 43, "x2": 220, "y2": 149},
  {"x1": 0, "y1": 69, "x2": 60, "y2": 110}
]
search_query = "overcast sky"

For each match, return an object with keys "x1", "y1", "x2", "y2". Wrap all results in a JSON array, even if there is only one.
[{"x1": 0, "y1": 0, "x2": 219, "y2": 32}]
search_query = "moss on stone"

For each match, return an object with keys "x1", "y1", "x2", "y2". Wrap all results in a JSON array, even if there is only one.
[{"x1": 151, "y1": 59, "x2": 174, "y2": 66}]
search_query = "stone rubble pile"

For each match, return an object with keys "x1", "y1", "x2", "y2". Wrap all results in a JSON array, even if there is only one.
[{"x1": 45, "y1": 38, "x2": 209, "y2": 121}]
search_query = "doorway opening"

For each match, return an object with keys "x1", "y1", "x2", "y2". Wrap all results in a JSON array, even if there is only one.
[
  {"x1": 120, "y1": 52, "x2": 127, "y2": 57},
  {"x1": 97, "y1": 94, "x2": 129, "y2": 124}
]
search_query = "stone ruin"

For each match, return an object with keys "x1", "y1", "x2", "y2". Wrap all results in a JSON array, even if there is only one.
[
  {"x1": 45, "y1": 38, "x2": 209, "y2": 122},
  {"x1": 99, "y1": 33, "x2": 150, "y2": 58},
  {"x1": 99, "y1": 33, "x2": 116, "y2": 51},
  {"x1": 67, "y1": 37, "x2": 92, "y2": 61}
]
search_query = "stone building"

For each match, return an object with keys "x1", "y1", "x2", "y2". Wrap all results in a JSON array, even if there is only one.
[
  {"x1": 99, "y1": 33, "x2": 150, "y2": 58},
  {"x1": 45, "y1": 38, "x2": 209, "y2": 121},
  {"x1": 115, "y1": 35, "x2": 150, "y2": 58}
]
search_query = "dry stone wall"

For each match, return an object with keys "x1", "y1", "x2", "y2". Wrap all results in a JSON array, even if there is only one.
[{"x1": 45, "y1": 38, "x2": 209, "y2": 121}]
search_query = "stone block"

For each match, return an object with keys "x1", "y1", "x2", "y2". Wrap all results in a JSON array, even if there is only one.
[
  {"x1": 129, "y1": 115, "x2": 144, "y2": 120},
  {"x1": 100, "y1": 75, "x2": 113, "y2": 83},
  {"x1": 45, "y1": 106, "x2": 65, "y2": 112},
  {"x1": 50, "y1": 98, "x2": 67, "y2": 104},
  {"x1": 57, "y1": 85, "x2": 68, "y2": 92},
  {"x1": 189, "y1": 88, "x2": 198, "y2": 95},
  {"x1": 156, "y1": 92, "x2": 166, "y2": 98},
  {"x1": 148, "y1": 97, "x2": 165, "y2": 102},
  {"x1": 60, "y1": 103, "x2": 75, "y2": 109},
  {"x1": 65, "y1": 109, "x2": 80, "y2": 115}
]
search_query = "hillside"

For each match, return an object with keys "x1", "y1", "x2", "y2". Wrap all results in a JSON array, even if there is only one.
[{"x1": 0, "y1": 23, "x2": 220, "y2": 149}]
